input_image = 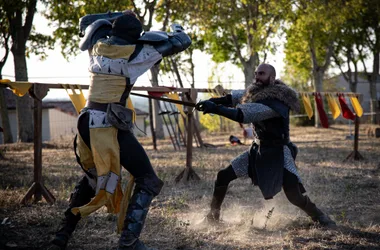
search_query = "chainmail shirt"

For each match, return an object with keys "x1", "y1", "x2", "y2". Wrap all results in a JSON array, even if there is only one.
[{"x1": 230, "y1": 91, "x2": 301, "y2": 181}]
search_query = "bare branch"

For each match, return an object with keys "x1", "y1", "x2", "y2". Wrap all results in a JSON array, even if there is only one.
[
  {"x1": 229, "y1": 26, "x2": 245, "y2": 66},
  {"x1": 23, "y1": 0, "x2": 37, "y2": 41}
]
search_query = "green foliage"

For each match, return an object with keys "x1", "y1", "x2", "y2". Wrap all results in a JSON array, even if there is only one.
[
  {"x1": 199, "y1": 112, "x2": 220, "y2": 132},
  {"x1": 1, "y1": 0, "x2": 54, "y2": 61},
  {"x1": 26, "y1": 32, "x2": 55, "y2": 60},
  {"x1": 282, "y1": 63, "x2": 312, "y2": 91},
  {"x1": 284, "y1": 0, "x2": 355, "y2": 90},
  {"x1": 190, "y1": 0, "x2": 287, "y2": 66},
  {"x1": 42, "y1": 0, "x2": 133, "y2": 58},
  {"x1": 0, "y1": 4, "x2": 10, "y2": 71},
  {"x1": 168, "y1": 0, "x2": 292, "y2": 86},
  {"x1": 154, "y1": 0, "x2": 206, "y2": 87}
]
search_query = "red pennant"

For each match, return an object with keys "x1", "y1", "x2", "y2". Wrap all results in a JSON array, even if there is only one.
[
  {"x1": 338, "y1": 94, "x2": 355, "y2": 120},
  {"x1": 314, "y1": 93, "x2": 329, "y2": 128},
  {"x1": 147, "y1": 91, "x2": 165, "y2": 98},
  {"x1": 148, "y1": 86, "x2": 177, "y2": 98}
]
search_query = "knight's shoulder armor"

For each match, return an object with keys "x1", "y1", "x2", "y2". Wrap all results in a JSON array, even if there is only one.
[
  {"x1": 138, "y1": 31, "x2": 169, "y2": 43},
  {"x1": 138, "y1": 30, "x2": 191, "y2": 57},
  {"x1": 79, "y1": 11, "x2": 123, "y2": 37},
  {"x1": 79, "y1": 19, "x2": 112, "y2": 51}
]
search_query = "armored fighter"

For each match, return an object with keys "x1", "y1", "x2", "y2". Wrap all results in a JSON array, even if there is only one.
[
  {"x1": 196, "y1": 63, "x2": 336, "y2": 227},
  {"x1": 52, "y1": 11, "x2": 191, "y2": 250}
]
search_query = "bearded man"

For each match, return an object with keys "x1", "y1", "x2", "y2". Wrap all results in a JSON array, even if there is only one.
[{"x1": 196, "y1": 63, "x2": 336, "y2": 227}]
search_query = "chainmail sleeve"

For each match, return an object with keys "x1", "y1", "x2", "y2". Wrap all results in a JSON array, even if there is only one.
[
  {"x1": 283, "y1": 146, "x2": 302, "y2": 182},
  {"x1": 237, "y1": 103, "x2": 281, "y2": 124},
  {"x1": 231, "y1": 90, "x2": 245, "y2": 107}
]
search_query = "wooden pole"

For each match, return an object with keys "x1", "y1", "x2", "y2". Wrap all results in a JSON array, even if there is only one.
[
  {"x1": 21, "y1": 84, "x2": 55, "y2": 204},
  {"x1": 33, "y1": 89, "x2": 43, "y2": 201},
  {"x1": 193, "y1": 120, "x2": 204, "y2": 148},
  {"x1": 344, "y1": 115, "x2": 364, "y2": 161},
  {"x1": 186, "y1": 109, "x2": 193, "y2": 169},
  {"x1": 175, "y1": 89, "x2": 200, "y2": 182},
  {"x1": 149, "y1": 99, "x2": 157, "y2": 150}
]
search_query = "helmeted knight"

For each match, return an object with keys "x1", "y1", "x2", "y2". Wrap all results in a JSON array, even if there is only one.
[{"x1": 52, "y1": 11, "x2": 191, "y2": 250}]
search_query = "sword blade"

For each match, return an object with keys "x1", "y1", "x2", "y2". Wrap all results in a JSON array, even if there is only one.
[{"x1": 130, "y1": 92, "x2": 196, "y2": 107}]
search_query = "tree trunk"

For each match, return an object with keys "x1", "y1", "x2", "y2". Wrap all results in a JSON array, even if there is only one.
[
  {"x1": 370, "y1": 52, "x2": 379, "y2": 124},
  {"x1": 313, "y1": 71, "x2": 324, "y2": 128},
  {"x1": 6, "y1": 0, "x2": 36, "y2": 143},
  {"x1": 149, "y1": 65, "x2": 165, "y2": 139},
  {"x1": 0, "y1": 88, "x2": 13, "y2": 143},
  {"x1": 12, "y1": 50, "x2": 33, "y2": 142},
  {"x1": 243, "y1": 60, "x2": 256, "y2": 88}
]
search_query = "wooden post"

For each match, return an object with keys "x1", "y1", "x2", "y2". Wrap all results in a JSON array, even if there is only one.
[
  {"x1": 193, "y1": 120, "x2": 204, "y2": 148},
  {"x1": 34, "y1": 89, "x2": 43, "y2": 201},
  {"x1": 175, "y1": 89, "x2": 200, "y2": 182},
  {"x1": 21, "y1": 84, "x2": 55, "y2": 204},
  {"x1": 149, "y1": 99, "x2": 157, "y2": 150},
  {"x1": 344, "y1": 115, "x2": 364, "y2": 161},
  {"x1": 186, "y1": 109, "x2": 193, "y2": 169}
]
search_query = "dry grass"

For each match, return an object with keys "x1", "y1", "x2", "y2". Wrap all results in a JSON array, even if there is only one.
[{"x1": 0, "y1": 124, "x2": 380, "y2": 250}]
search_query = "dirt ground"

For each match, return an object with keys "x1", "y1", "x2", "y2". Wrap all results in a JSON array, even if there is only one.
[{"x1": 0, "y1": 124, "x2": 380, "y2": 250}]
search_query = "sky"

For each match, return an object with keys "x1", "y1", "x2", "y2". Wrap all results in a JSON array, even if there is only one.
[{"x1": 2, "y1": 9, "x2": 285, "y2": 101}]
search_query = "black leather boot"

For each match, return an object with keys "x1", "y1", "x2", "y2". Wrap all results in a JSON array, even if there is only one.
[
  {"x1": 52, "y1": 210, "x2": 81, "y2": 248},
  {"x1": 206, "y1": 184, "x2": 228, "y2": 222},
  {"x1": 118, "y1": 189, "x2": 155, "y2": 250},
  {"x1": 52, "y1": 176, "x2": 95, "y2": 248},
  {"x1": 301, "y1": 196, "x2": 336, "y2": 227}
]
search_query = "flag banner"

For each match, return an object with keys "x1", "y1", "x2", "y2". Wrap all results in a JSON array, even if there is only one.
[
  {"x1": 326, "y1": 93, "x2": 341, "y2": 120},
  {"x1": 349, "y1": 96, "x2": 363, "y2": 117},
  {"x1": 301, "y1": 93, "x2": 313, "y2": 119},
  {"x1": 314, "y1": 93, "x2": 329, "y2": 128},
  {"x1": 338, "y1": 94, "x2": 355, "y2": 120},
  {"x1": 63, "y1": 84, "x2": 86, "y2": 114}
]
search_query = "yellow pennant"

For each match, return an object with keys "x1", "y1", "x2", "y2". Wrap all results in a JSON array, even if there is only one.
[
  {"x1": 349, "y1": 96, "x2": 363, "y2": 117},
  {"x1": 301, "y1": 93, "x2": 313, "y2": 119},
  {"x1": 126, "y1": 97, "x2": 136, "y2": 122},
  {"x1": 0, "y1": 80, "x2": 32, "y2": 97},
  {"x1": 326, "y1": 93, "x2": 341, "y2": 120},
  {"x1": 166, "y1": 92, "x2": 186, "y2": 118},
  {"x1": 63, "y1": 84, "x2": 87, "y2": 114}
]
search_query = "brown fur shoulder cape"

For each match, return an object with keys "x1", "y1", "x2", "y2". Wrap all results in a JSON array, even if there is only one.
[{"x1": 242, "y1": 80, "x2": 300, "y2": 113}]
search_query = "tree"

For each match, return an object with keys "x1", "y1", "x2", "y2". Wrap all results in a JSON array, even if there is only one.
[
  {"x1": 355, "y1": 0, "x2": 380, "y2": 124},
  {"x1": 2, "y1": 0, "x2": 53, "y2": 142},
  {"x1": 185, "y1": 0, "x2": 289, "y2": 88},
  {"x1": 156, "y1": 0, "x2": 205, "y2": 89},
  {"x1": 1, "y1": 0, "x2": 37, "y2": 142},
  {"x1": 0, "y1": 6, "x2": 13, "y2": 144},
  {"x1": 285, "y1": 0, "x2": 353, "y2": 127}
]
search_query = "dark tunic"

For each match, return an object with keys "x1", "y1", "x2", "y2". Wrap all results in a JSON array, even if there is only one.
[
  {"x1": 231, "y1": 81, "x2": 304, "y2": 200},
  {"x1": 247, "y1": 98, "x2": 305, "y2": 199}
]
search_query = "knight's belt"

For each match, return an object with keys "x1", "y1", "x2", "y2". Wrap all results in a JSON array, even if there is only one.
[
  {"x1": 259, "y1": 138, "x2": 290, "y2": 146},
  {"x1": 86, "y1": 101, "x2": 111, "y2": 112}
]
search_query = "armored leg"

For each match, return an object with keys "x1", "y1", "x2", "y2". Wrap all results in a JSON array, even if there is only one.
[
  {"x1": 206, "y1": 166, "x2": 237, "y2": 222},
  {"x1": 118, "y1": 175, "x2": 163, "y2": 250},
  {"x1": 301, "y1": 196, "x2": 336, "y2": 227},
  {"x1": 206, "y1": 183, "x2": 228, "y2": 222},
  {"x1": 52, "y1": 176, "x2": 95, "y2": 248},
  {"x1": 284, "y1": 185, "x2": 336, "y2": 227}
]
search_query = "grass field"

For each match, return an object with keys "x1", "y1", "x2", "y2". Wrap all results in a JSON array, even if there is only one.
[{"x1": 0, "y1": 124, "x2": 380, "y2": 250}]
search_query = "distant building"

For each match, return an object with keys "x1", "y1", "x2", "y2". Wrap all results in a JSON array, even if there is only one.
[
  {"x1": 331, "y1": 73, "x2": 380, "y2": 112},
  {"x1": 0, "y1": 89, "x2": 148, "y2": 143}
]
